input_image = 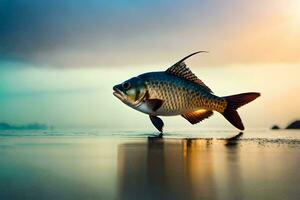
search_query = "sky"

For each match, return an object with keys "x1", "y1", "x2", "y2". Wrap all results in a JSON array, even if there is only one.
[{"x1": 0, "y1": 0, "x2": 300, "y2": 130}]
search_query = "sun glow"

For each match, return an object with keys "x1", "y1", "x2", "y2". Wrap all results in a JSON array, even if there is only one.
[{"x1": 288, "y1": 0, "x2": 300, "y2": 25}]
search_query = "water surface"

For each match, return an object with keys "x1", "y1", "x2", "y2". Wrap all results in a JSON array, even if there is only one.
[{"x1": 0, "y1": 130, "x2": 299, "y2": 200}]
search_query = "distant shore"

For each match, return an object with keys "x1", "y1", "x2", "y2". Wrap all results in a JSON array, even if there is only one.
[{"x1": 0, "y1": 122, "x2": 51, "y2": 130}]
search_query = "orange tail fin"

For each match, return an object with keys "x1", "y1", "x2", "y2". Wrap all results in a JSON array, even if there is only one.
[{"x1": 222, "y1": 92, "x2": 260, "y2": 130}]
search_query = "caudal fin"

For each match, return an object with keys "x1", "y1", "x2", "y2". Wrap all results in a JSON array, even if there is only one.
[{"x1": 222, "y1": 92, "x2": 260, "y2": 130}]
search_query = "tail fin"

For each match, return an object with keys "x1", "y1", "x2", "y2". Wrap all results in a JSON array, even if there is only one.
[{"x1": 222, "y1": 92, "x2": 260, "y2": 130}]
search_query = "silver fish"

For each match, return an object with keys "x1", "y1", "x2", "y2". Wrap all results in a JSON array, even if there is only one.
[{"x1": 113, "y1": 51, "x2": 260, "y2": 134}]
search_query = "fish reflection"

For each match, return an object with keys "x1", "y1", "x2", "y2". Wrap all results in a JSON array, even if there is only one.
[{"x1": 117, "y1": 134, "x2": 243, "y2": 200}]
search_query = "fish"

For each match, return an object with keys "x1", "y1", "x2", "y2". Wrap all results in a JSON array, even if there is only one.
[{"x1": 113, "y1": 51, "x2": 260, "y2": 133}]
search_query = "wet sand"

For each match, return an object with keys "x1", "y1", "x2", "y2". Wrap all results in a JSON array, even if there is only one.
[{"x1": 0, "y1": 131, "x2": 300, "y2": 200}]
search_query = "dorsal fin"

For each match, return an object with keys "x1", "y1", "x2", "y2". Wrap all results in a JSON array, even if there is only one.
[{"x1": 165, "y1": 51, "x2": 212, "y2": 93}]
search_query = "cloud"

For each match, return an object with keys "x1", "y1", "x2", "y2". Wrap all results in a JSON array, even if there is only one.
[{"x1": 1, "y1": 0, "x2": 299, "y2": 67}]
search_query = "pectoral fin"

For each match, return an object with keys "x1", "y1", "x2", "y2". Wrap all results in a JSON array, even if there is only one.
[
  {"x1": 149, "y1": 115, "x2": 164, "y2": 132},
  {"x1": 145, "y1": 99, "x2": 164, "y2": 112},
  {"x1": 181, "y1": 109, "x2": 213, "y2": 124}
]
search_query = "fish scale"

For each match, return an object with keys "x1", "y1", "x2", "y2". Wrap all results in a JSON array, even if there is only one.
[{"x1": 141, "y1": 72, "x2": 227, "y2": 116}]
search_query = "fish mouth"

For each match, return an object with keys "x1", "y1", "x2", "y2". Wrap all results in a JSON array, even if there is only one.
[{"x1": 113, "y1": 86, "x2": 125, "y2": 101}]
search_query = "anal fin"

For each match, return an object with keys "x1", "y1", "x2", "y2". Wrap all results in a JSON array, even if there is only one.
[
  {"x1": 149, "y1": 115, "x2": 164, "y2": 132},
  {"x1": 181, "y1": 109, "x2": 213, "y2": 124}
]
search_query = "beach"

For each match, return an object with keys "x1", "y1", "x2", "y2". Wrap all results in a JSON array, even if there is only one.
[{"x1": 0, "y1": 130, "x2": 300, "y2": 200}]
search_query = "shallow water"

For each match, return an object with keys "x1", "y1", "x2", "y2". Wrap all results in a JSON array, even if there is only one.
[{"x1": 0, "y1": 130, "x2": 299, "y2": 200}]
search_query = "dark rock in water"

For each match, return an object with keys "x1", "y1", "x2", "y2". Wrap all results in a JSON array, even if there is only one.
[
  {"x1": 271, "y1": 125, "x2": 280, "y2": 130},
  {"x1": 286, "y1": 120, "x2": 300, "y2": 129},
  {"x1": 0, "y1": 123, "x2": 12, "y2": 130}
]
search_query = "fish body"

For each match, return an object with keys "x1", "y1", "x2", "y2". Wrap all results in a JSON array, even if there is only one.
[
  {"x1": 113, "y1": 51, "x2": 260, "y2": 133},
  {"x1": 135, "y1": 72, "x2": 226, "y2": 116}
]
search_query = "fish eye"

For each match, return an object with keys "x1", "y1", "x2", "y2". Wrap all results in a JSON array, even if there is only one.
[{"x1": 122, "y1": 82, "x2": 131, "y2": 89}]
